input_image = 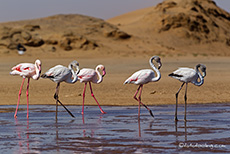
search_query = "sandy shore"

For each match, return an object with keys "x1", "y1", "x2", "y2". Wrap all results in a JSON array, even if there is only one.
[{"x1": 0, "y1": 55, "x2": 230, "y2": 106}]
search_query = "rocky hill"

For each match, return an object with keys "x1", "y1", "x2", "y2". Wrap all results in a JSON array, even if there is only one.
[
  {"x1": 0, "y1": 14, "x2": 131, "y2": 56},
  {"x1": 0, "y1": 0, "x2": 230, "y2": 57},
  {"x1": 108, "y1": 0, "x2": 230, "y2": 56}
]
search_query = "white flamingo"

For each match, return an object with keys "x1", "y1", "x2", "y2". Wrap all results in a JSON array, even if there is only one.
[
  {"x1": 41, "y1": 60, "x2": 79, "y2": 117},
  {"x1": 10, "y1": 59, "x2": 42, "y2": 118},
  {"x1": 169, "y1": 64, "x2": 206, "y2": 121},
  {"x1": 77, "y1": 64, "x2": 106, "y2": 115},
  {"x1": 124, "y1": 56, "x2": 162, "y2": 117}
]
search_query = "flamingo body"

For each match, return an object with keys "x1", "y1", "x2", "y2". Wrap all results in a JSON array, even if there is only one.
[
  {"x1": 169, "y1": 68, "x2": 199, "y2": 84},
  {"x1": 124, "y1": 69, "x2": 157, "y2": 85},
  {"x1": 10, "y1": 60, "x2": 41, "y2": 80},
  {"x1": 78, "y1": 68, "x2": 98, "y2": 83},
  {"x1": 42, "y1": 65, "x2": 77, "y2": 84},
  {"x1": 10, "y1": 59, "x2": 42, "y2": 118}
]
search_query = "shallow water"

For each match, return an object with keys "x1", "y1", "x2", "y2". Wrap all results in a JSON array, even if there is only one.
[{"x1": 0, "y1": 103, "x2": 229, "y2": 153}]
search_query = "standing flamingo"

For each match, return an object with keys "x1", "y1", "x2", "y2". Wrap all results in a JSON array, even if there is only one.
[
  {"x1": 41, "y1": 60, "x2": 79, "y2": 118},
  {"x1": 77, "y1": 64, "x2": 106, "y2": 115},
  {"x1": 169, "y1": 64, "x2": 206, "y2": 121},
  {"x1": 124, "y1": 56, "x2": 162, "y2": 118},
  {"x1": 10, "y1": 59, "x2": 42, "y2": 118}
]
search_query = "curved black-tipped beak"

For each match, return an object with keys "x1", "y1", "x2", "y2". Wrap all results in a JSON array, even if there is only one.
[
  {"x1": 102, "y1": 70, "x2": 106, "y2": 77},
  {"x1": 202, "y1": 72, "x2": 206, "y2": 77},
  {"x1": 158, "y1": 62, "x2": 162, "y2": 69}
]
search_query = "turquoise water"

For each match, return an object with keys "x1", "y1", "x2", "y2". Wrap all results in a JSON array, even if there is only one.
[{"x1": 0, "y1": 103, "x2": 229, "y2": 153}]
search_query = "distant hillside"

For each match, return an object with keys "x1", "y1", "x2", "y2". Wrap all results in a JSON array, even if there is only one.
[
  {"x1": 0, "y1": 0, "x2": 230, "y2": 57},
  {"x1": 108, "y1": 0, "x2": 230, "y2": 56},
  {"x1": 0, "y1": 14, "x2": 131, "y2": 56}
]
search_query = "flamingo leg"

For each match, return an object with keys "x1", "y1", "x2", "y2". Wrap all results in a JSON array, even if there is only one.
[
  {"x1": 175, "y1": 82, "x2": 185, "y2": 121},
  {"x1": 89, "y1": 82, "x2": 106, "y2": 114},
  {"x1": 184, "y1": 83, "x2": 188, "y2": 121},
  {"x1": 137, "y1": 85, "x2": 142, "y2": 117},
  {"x1": 54, "y1": 83, "x2": 75, "y2": 118},
  {"x1": 134, "y1": 85, "x2": 154, "y2": 117},
  {"x1": 54, "y1": 83, "x2": 60, "y2": 119},
  {"x1": 26, "y1": 78, "x2": 30, "y2": 119},
  {"x1": 82, "y1": 82, "x2": 87, "y2": 115},
  {"x1": 14, "y1": 78, "x2": 26, "y2": 118}
]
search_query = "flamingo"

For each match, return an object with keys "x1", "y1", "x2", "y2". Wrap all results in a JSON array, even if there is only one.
[
  {"x1": 10, "y1": 59, "x2": 42, "y2": 118},
  {"x1": 77, "y1": 64, "x2": 106, "y2": 115},
  {"x1": 41, "y1": 60, "x2": 79, "y2": 118},
  {"x1": 124, "y1": 56, "x2": 162, "y2": 118},
  {"x1": 169, "y1": 64, "x2": 206, "y2": 121}
]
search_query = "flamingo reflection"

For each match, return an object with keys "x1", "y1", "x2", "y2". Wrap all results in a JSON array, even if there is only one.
[
  {"x1": 175, "y1": 121, "x2": 187, "y2": 142},
  {"x1": 15, "y1": 119, "x2": 30, "y2": 153}
]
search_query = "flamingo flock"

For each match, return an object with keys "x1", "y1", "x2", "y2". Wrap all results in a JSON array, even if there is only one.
[{"x1": 10, "y1": 56, "x2": 206, "y2": 121}]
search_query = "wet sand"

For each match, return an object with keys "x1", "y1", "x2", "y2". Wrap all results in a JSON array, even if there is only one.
[{"x1": 0, "y1": 103, "x2": 229, "y2": 153}]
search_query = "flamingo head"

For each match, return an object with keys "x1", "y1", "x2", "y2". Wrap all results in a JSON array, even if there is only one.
[
  {"x1": 153, "y1": 56, "x2": 162, "y2": 69},
  {"x1": 97, "y1": 64, "x2": 106, "y2": 77},
  {"x1": 200, "y1": 64, "x2": 206, "y2": 77},
  {"x1": 69, "y1": 60, "x2": 80, "y2": 74},
  {"x1": 196, "y1": 64, "x2": 206, "y2": 77}
]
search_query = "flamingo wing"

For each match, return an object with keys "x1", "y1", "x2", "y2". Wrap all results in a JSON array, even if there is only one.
[
  {"x1": 42, "y1": 65, "x2": 71, "y2": 83},
  {"x1": 169, "y1": 67, "x2": 197, "y2": 83},
  {"x1": 124, "y1": 69, "x2": 155, "y2": 85},
  {"x1": 78, "y1": 68, "x2": 96, "y2": 82},
  {"x1": 10, "y1": 63, "x2": 35, "y2": 77}
]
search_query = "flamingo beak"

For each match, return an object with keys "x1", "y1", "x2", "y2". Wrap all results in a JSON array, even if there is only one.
[
  {"x1": 202, "y1": 71, "x2": 206, "y2": 77},
  {"x1": 102, "y1": 70, "x2": 106, "y2": 77},
  {"x1": 158, "y1": 62, "x2": 162, "y2": 69}
]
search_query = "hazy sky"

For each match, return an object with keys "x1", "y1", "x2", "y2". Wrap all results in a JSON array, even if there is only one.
[{"x1": 0, "y1": 0, "x2": 229, "y2": 23}]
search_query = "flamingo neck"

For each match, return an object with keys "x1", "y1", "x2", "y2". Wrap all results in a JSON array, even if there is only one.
[
  {"x1": 67, "y1": 64, "x2": 78, "y2": 83},
  {"x1": 32, "y1": 62, "x2": 41, "y2": 80},
  {"x1": 194, "y1": 65, "x2": 204, "y2": 86},
  {"x1": 149, "y1": 57, "x2": 161, "y2": 82},
  {"x1": 96, "y1": 66, "x2": 103, "y2": 84}
]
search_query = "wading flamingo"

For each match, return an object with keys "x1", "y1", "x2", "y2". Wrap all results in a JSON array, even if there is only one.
[
  {"x1": 41, "y1": 60, "x2": 79, "y2": 118},
  {"x1": 77, "y1": 64, "x2": 106, "y2": 115},
  {"x1": 10, "y1": 59, "x2": 42, "y2": 118},
  {"x1": 169, "y1": 64, "x2": 206, "y2": 121},
  {"x1": 124, "y1": 56, "x2": 162, "y2": 118}
]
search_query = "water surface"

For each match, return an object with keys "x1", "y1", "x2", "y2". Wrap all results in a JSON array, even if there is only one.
[{"x1": 0, "y1": 103, "x2": 229, "y2": 153}]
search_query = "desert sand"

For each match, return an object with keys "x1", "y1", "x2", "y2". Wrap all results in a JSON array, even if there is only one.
[
  {"x1": 0, "y1": 0, "x2": 230, "y2": 106},
  {"x1": 1, "y1": 54, "x2": 230, "y2": 106}
]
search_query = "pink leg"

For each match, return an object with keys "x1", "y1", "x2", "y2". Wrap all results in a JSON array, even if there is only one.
[
  {"x1": 82, "y1": 83, "x2": 87, "y2": 115},
  {"x1": 133, "y1": 85, "x2": 141, "y2": 117},
  {"x1": 138, "y1": 85, "x2": 143, "y2": 117},
  {"x1": 26, "y1": 78, "x2": 30, "y2": 119},
  {"x1": 89, "y1": 82, "x2": 106, "y2": 114},
  {"x1": 134, "y1": 85, "x2": 154, "y2": 117},
  {"x1": 14, "y1": 78, "x2": 26, "y2": 118}
]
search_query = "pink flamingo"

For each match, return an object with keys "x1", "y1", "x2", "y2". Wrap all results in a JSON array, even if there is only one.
[
  {"x1": 77, "y1": 64, "x2": 106, "y2": 114},
  {"x1": 10, "y1": 59, "x2": 42, "y2": 118},
  {"x1": 124, "y1": 56, "x2": 162, "y2": 117}
]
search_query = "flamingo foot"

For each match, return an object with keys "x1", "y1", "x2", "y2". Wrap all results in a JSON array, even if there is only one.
[
  {"x1": 175, "y1": 117, "x2": 178, "y2": 121},
  {"x1": 149, "y1": 110, "x2": 154, "y2": 118},
  {"x1": 100, "y1": 110, "x2": 106, "y2": 114}
]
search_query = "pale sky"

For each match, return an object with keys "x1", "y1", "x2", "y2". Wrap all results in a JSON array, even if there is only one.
[{"x1": 0, "y1": 0, "x2": 229, "y2": 23}]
